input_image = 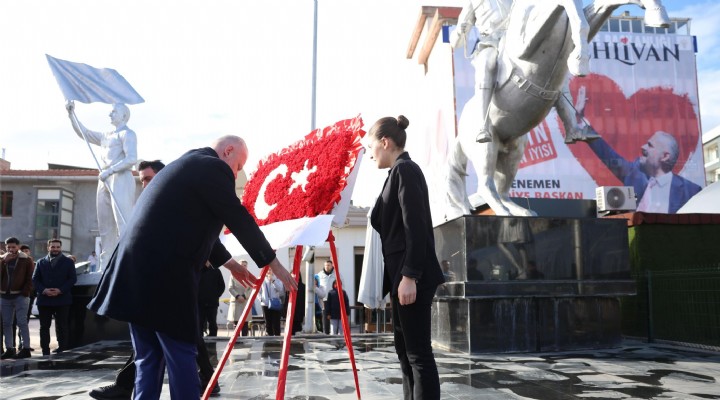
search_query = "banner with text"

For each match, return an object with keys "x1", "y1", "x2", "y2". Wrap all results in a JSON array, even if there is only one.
[{"x1": 453, "y1": 30, "x2": 705, "y2": 212}]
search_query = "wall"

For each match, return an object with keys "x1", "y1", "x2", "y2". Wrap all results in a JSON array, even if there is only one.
[{"x1": 0, "y1": 175, "x2": 142, "y2": 261}]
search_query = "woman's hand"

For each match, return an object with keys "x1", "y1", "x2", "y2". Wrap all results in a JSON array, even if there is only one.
[{"x1": 398, "y1": 276, "x2": 417, "y2": 305}]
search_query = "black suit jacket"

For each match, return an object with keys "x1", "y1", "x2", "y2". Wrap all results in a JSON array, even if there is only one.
[
  {"x1": 88, "y1": 147, "x2": 276, "y2": 343},
  {"x1": 370, "y1": 152, "x2": 444, "y2": 302}
]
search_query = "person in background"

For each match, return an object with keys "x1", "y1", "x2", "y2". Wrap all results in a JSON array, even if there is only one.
[
  {"x1": 326, "y1": 280, "x2": 349, "y2": 336},
  {"x1": 0, "y1": 237, "x2": 34, "y2": 359},
  {"x1": 138, "y1": 160, "x2": 164, "y2": 189},
  {"x1": 313, "y1": 276, "x2": 324, "y2": 333},
  {"x1": 198, "y1": 262, "x2": 225, "y2": 337},
  {"x1": 32, "y1": 239, "x2": 77, "y2": 356},
  {"x1": 19, "y1": 244, "x2": 36, "y2": 351},
  {"x1": 260, "y1": 270, "x2": 285, "y2": 336},
  {"x1": 87, "y1": 251, "x2": 98, "y2": 272},
  {"x1": 227, "y1": 260, "x2": 250, "y2": 336},
  {"x1": 314, "y1": 260, "x2": 336, "y2": 334},
  {"x1": 291, "y1": 273, "x2": 306, "y2": 335},
  {"x1": 366, "y1": 115, "x2": 445, "y2": 399}
]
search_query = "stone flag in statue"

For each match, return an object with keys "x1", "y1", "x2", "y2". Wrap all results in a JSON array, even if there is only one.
[{"x1": 46, "y1": 54, "x2": 144, "y2": 104}]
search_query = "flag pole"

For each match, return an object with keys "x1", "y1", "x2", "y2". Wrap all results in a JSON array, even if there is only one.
[{"x1": 67, "y1": 100, "x2": 126, "y2": 226}]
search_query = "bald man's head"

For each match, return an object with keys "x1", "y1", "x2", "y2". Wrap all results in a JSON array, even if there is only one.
[
  {"x1": 640, "y1": 131, "x2": 679, "y2": 176},
  {"x1": 212, "y1": 135, "x2": 248, "y2": 179}
]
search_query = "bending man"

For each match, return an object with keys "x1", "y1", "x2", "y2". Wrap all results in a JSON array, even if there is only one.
[{"x1": 88, "y1": 136, "x2": 296, "y2": 400}]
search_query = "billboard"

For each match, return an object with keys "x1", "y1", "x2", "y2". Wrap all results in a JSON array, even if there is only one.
[{"x1": 452, "y1": 28, "x2": 705, "y2": 214}]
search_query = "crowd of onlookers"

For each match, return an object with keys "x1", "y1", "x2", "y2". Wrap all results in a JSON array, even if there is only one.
[
  {"x1": 225, "y1": 259, "x2": 349, "y2": 338},
  {"x1": 1, "y1": 237, "x2": 77, "y2": 359}
]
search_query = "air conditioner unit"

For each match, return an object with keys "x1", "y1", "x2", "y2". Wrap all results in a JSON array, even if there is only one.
[{"x1": 596, "y1": 186, "x2": 636, "y2": 212}]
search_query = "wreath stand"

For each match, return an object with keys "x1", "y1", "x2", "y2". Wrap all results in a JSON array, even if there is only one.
[{"x1": 203, "y1": 232, "x2": 361, "y2": 400}]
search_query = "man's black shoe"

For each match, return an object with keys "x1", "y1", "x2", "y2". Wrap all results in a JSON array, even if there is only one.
[
  {"x1": 13, "y1": 348, "x2": 31, "y2": 359},
  {"x1": 89, "y1": 383, "x2": 133, "y2": 400},
  {"x1": 52, "y1": 348, "x2": 65, "y2": 354},
  {"x1": 0, "y1": 349, "x2": 16, "y2": 360},
  {"x1": 201, "y1": 379, "x2": 221, "y2": 396}
]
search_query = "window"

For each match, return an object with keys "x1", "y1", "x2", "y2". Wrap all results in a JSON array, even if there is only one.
[
  {"x1": 34, "y1": 188, "x2": 74, "y2": 255},
  {"x1": 0, "y1": 191, "x2": 12, "y2": 217}
]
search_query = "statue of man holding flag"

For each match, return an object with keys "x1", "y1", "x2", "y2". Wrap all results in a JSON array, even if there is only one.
[
  {"x1": 66, "y1": 102, "x2": 137, "y2": 266},
  {"x1": 47, "y1": 54, "x2": 145, "y2": 270}
]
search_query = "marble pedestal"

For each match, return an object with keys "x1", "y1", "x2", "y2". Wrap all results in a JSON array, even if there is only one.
[
  {"x1": 67, "y1": 273, "x2": 129, "y2": 349},
  {"x1": 432, "y1": 215, "x2": 634, "y2": 353}
]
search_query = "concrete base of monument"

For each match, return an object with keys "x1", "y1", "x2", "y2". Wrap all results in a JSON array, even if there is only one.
[
  {"x1": 432, "y1": 296, "x2": 623, "y2": 353},
  {"x1": 433, "y1": 215, "x2": 634, "y2": 354},
  {"x1": 67, "y1": 277, "x2": 130, "y2": 349}
]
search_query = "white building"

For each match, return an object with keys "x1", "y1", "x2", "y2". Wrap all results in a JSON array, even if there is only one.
[{"x1": 703, "y1": 125, "x2": 720, "y2": 184}]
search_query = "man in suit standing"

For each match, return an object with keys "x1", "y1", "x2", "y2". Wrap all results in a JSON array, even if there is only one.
[
  {"x1": 197, "y1": 262, "x2": 225, "y2": 337},
  {"x1": 587, "y1": 130, "x2": 702, "y2": 213},
  {"x1": 88, "y1": 136, "x2": 296, "y2": 400},
  {"x1": 32, "y1": 239, "x2": 77, "y2": 355}
]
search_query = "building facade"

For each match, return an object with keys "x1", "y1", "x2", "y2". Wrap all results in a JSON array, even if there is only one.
[
  {"x1": 703, "y1": 125, "x2": 720, "y2": 184},
  {"x1": 0, "y1": 161, "x2": 142, "y2": 261}
]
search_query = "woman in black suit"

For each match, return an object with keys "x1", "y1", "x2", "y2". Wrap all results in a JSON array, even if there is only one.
[{"x1": 367, "y1": 115, "x2": 445, "y2": 400}]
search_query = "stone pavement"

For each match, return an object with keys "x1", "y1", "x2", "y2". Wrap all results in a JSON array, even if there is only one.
[{"x1": 1, "y1": 319, "x2": 719, "y2": 399}]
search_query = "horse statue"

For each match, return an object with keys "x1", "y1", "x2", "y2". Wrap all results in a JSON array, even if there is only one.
[{"x1": 445, "y1": 0, "x2": 670, "y2": 218}]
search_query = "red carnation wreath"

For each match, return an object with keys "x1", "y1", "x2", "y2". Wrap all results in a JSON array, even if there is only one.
[{"x1": 242, "y1": 116, "x2": 365, "y2": 226}]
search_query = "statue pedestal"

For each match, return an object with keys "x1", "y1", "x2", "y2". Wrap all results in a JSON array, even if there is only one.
[
  {"x1": 432, "y1": 215, "x2": 634, "y2": 353},
  {"x1": 68, "y1": 273, "x2": 129, "y2": 348}
]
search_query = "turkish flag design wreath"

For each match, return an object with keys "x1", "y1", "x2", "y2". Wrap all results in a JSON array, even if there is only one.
[
  {"x1": 243, "y1": 115, "x2": 365, "y2": 225},
  {"x1": 206, "y1": 116, "x2": 366, "y2": 399}
]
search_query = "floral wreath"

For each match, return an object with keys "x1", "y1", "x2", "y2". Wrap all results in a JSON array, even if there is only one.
[{"x1": 242, "y1": 115, "x2": 365, "y2": 226}]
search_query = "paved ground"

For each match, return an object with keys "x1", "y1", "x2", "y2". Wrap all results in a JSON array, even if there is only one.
[{"x1": 1, "y1": 318, "x2": 719, "y2": 399}]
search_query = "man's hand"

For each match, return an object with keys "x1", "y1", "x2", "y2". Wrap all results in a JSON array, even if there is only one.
[
  {"x1": 398, "y1": 276, "x2": 417, "y2": 306},
  {"x1": 99, "y1": 168, "x2": 113, "y2": 181},
  {"x1": 65, "y1": 100, "x2": 75, "y2": 113},
  {"x1": 266, "y1": 258, "x2": 297, "y2": 292},
  {"x1": 224, "y1": 259, "x2": 257, "y2": 288}
]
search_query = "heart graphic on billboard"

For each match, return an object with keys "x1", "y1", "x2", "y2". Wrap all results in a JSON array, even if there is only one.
[{"x1": 560, "y1": 73, "x2": 700, "y2": 187}]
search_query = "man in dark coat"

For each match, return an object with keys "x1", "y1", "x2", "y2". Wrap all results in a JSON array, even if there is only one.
[
  {"x1": 88, "y1": 136, "x2": 296, "y2": 400},
  {"x1": 325, "y1": 280, "x2": 349, "y2": 335},
  {"x1": 198, "y1": 262, "x2": 225, "y2": 337},
  {"x1": 32, "y1": 238, "x2": 77, "y2": 355}
]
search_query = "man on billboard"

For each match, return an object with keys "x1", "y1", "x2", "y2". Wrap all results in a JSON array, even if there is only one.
[{"x1": 587, "y1": 130, "x2": 702, "y2": 213}]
